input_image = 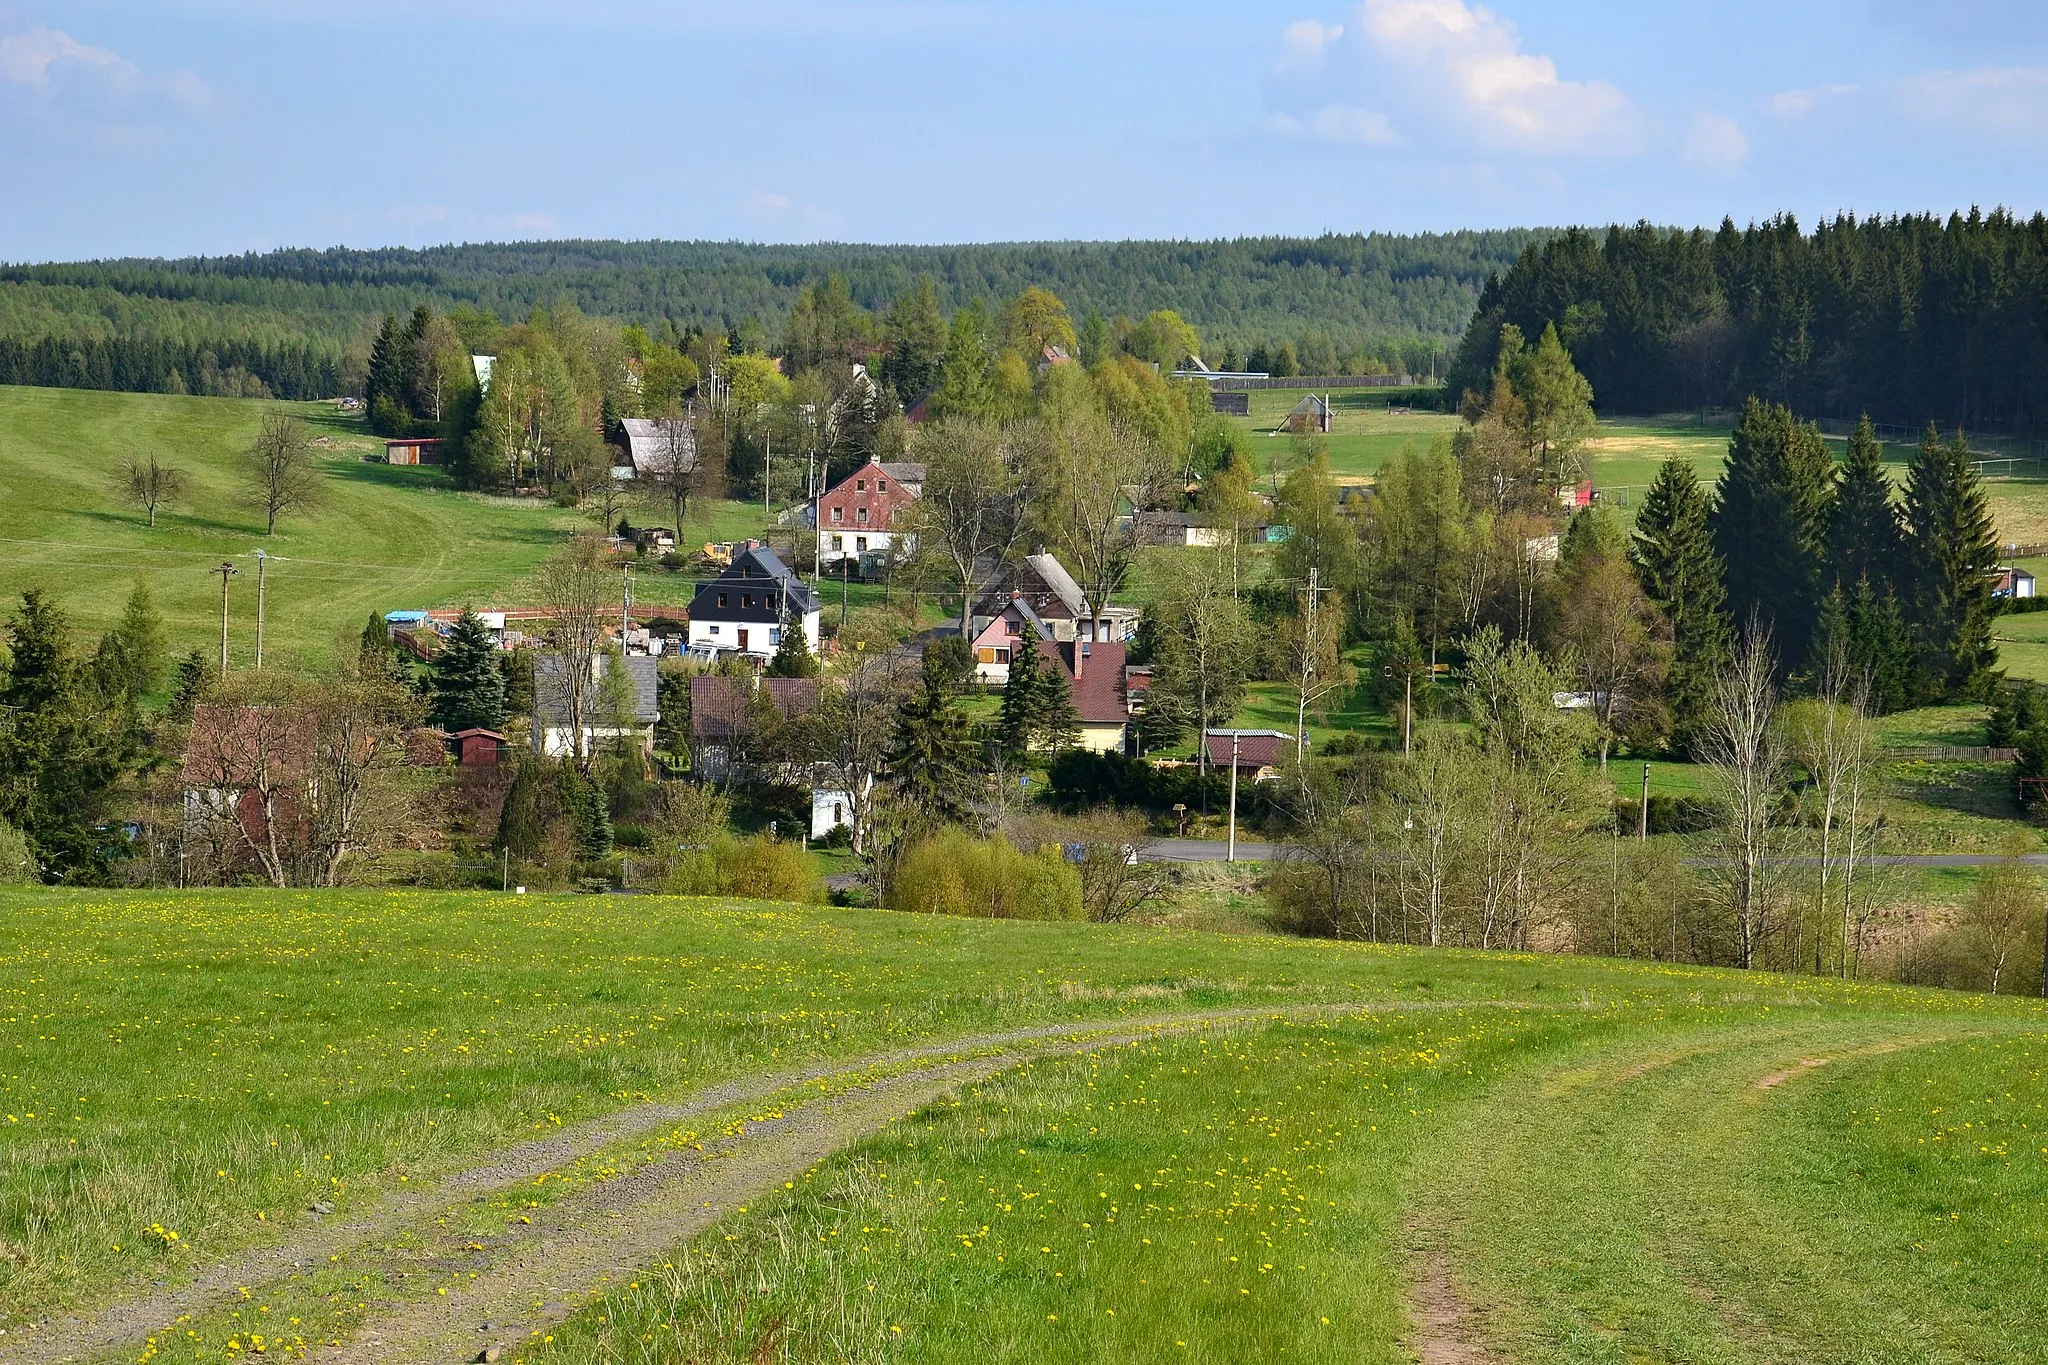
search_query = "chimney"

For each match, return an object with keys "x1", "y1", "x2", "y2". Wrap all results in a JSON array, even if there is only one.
[{"x1": 1074, "y1": 640, "x2": 1088, "y2": 681}]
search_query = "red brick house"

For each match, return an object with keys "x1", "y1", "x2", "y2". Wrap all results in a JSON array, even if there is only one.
[{"x1": 817, "y1": 455, "x2": 922, "y2": 566}]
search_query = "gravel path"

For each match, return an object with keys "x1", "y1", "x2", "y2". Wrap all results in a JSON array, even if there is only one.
[{"x1": 6, "y1": 1003, "x2": 1354, "y2": 1365}]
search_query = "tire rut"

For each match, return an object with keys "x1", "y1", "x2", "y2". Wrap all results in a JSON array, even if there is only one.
[{"x1": 7, "y1": 1001, "x2": 1363, "y2": 1365}]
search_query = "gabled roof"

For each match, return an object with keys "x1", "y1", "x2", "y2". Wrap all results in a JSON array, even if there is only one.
[
  {"x1": 1203, "y1": 729, "x2": 1294, "y2": 771},
  {"x1": 1036, "y1": 639, "x2": 1131, "y2": 727},
  {"x1": 689, "y1": 676, "x2": 819, "y2": 742},
  {"x1": 877, "y1": 460, "x2": 926, "y2": 487},
  {"x1": 533, "y1": 653, "x2": 660, "y2": 728},
  {"x1": 691, "y1": 545, "x2": 822, "y2": 618},
  {"x1": 183, "y1": 705, "x2": 316, "y2": 787},
  {"x1": 618, "y1": 417, "x2": 697, "y2": 476}
]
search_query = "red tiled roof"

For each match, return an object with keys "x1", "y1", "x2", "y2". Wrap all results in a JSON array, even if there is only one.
[
  {"x1": 1202, "y1": 731, "x2": 1290, "y2": 771},
  {"x1": 182, "y1": 705, "x2": 317, "y2": 787},
  {"x1": 1037, "y1": 639, "x2": 1129, "y2": 726},
  {"x1": 689, "y1": 676, "x2": 819, "y2": 742}
]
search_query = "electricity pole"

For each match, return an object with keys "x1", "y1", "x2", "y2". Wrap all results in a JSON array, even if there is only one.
[
  {"x1": 1226, "y1": 731, "x2": 1241, "y2": 863},
  {"x1": 213, "y1": 561, "x2": 239, "y2": 672},
  {"x1": 1640, "y1": 764, "x2": 1651, "y2": 840},
  {"x1": 253, "y1": 550, "x2": 268, "y2": 670},
  {"x1": 620, "y1": 562, "x2": 633, "y2": 653}
]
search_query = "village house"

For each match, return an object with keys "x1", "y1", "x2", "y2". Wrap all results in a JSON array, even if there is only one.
[
  {"x1": 686, "y1": 544, "x2": 822, "y2": 660},
  {"x1": 1202, "y1": 729, "x2": 1295, "y2": 781},
  {"x1": 816, "y1": 454, "x2": 923, "y2": 566},
  {"x1": 615, "y1": 416, "x2": 697, "y2": 482},
  {"x1": 181, "y1": 704, "x2": 318, "y2": 848},
  {"x1": 687, "y1": 674, "x2": 857, "y2": 839},
  {"x1": 531, "y1": 653, "x2": 660, "y2": 758},
  {"x1": 974, "y1": 551, "x2": 1139, "y2": 645},
  {"x1": 1032, "y1": 637, "x2": 1139, "y2": 755},
  {"x1": 1133, "y1": 509, "x2": 1229, "y2": 549},
  {"x1": 1993, "y1": 566, "x2": 2037, "y2": 599}
]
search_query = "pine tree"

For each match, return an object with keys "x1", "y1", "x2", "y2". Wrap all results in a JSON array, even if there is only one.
[
  {"x1": 1711, "y1": 398, "x2": 1835, "y2": 668},
  {"x1": 364, "y1": 314, "x2": 402, "y2": 433},
  {"x1": 1813, "y1": 581, "x2": 1916, "y2": 713},
  {"x1": 92, "y1": 580, "x2": 167, "y2": 701},
  {"x1": 1630, "y1": 455, "x2": 1730, "y2": 751},
  {"x1": 497, "y1": 759, "x2": 547, "y2": 859},
  {"x1": 1902, "y1": 423, "x2": 2001, "y2": 696},
  {"x1": 0, "y1": 591, "x2": 131, "y2": 880},
  {"x1": 1831, "y1": 415, "x2": 1901, "y2": 592},
  {"x1": 428, "y1": 607, "x2": 508, "y2": 732},
  {"x1": 998, "y1": 635, "x2": 1045, "y2": 756}
]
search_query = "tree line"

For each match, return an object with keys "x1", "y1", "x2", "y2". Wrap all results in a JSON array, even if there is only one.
[
  {"x1": 0, "y1": 334, "x2": 342, "y2": 400},
  {"x1": 1449, "y1": 210, "x2": 2048, "y2": 436},
  {"x1": 0, "y1": 230, "x2": 1540, "y2": 402}
]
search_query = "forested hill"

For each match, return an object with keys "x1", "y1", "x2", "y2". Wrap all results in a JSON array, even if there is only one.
[
  {"x1": 0, "y1": 232, "x2": 1540, "y2": 399},
  {"x1": 1448, "y1": 210, "x2": 2048, "y2": 437}
]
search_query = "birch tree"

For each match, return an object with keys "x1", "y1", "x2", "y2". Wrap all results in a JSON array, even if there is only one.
[
  {"x1": 913, "y1": 418, "x2": 1028, "y2": 635},
  {"x1": 1700, "y1": 622, "x2": 1787, "y2": 969}
]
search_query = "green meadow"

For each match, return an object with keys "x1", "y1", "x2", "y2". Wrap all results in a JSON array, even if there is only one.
[
  {"x1": 0, "y1": 386, "x2": 775, "y2": 665},
  {"x1": 2, "y1": 889, "x2": 2040, "y2": 1363}
]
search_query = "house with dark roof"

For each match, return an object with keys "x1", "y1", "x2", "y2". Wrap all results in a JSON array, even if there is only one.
[
  {"x1": 1202, "y1": 729, "x2": 1295, "y2": 780},
  {"x1": 974, "y1": 551, "x2": 1139, "y2": 644},
  {"x1": 817, "y1": 454, "x2": 920, "y2": 567},
  {"x1": 1032, "y1": 637, "x2": 1137, "y2": 755},
  {"x1": 531, "y1": 653, "x2": 660, "y2": 758},
  {"x1": 686, "y1": 544, "x2": 822, "y2": 660}
]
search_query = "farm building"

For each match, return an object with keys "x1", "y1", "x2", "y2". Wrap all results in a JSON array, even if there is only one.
[
  {"x1": 1202, "y1": 728, "x2": 1295, "y2": 780},
  {"x1": 1993, "y1": 567, "x2": 2037, "y2": 598},
  {"x1": 1133, "y1": 510, "x2": 1229, "y2": 548},
  {"x1": 1209, "y1": 391, "x2": 1251, "y2": 416},
  {"x1": 1279, "y1": 394, "x2": 1332, "y2": 434},
  {"x1": 450, "y1": 728, "x2": 507, "y2": 768},
  {"x1": 383, "y1": 437, "x2": 444, "y2": 465}
]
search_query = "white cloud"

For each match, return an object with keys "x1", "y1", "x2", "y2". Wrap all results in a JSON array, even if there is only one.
[
  {"x1": 1309, "y1": 103, "x2": 1400, "y2": 145},
  {"x1": 0, "y1": 25, "x2": 131, "y2": 90},
  {"x1": 1356, "y1": 0, "x2": 1633, "y2": 153},
  {"x1": 1278, "y1": 19, "x2": 1343, "y2": 70},
  {"x1": 1763, "y1": 84, "x2": 1857, "y2": 118},
  {"x1": 1682, "y1": 112, "x2": 1748, "y2": 174},
  {"x1": 1898, "y1": 65, "x2": 2048, "y2": 134}
]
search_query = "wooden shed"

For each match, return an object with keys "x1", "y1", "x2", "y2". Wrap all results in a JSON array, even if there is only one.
[{"x1": 384, "y1": 438, "x2": 445, "y2": 466}]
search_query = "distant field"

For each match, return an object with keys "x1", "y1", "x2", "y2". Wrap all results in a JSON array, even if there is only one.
[
  {"x1": 0, "y1": 386, "x2": 774, "y2": 663},
  {"x1": 6, "y1": 889, "x2": 2042, "y2": 1363}
]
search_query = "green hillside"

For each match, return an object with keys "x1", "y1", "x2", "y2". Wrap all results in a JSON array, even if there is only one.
[
  {"x1": 0, "y1": 386, "x2": 769, "y2": 664},
  {"x1": 2, "y1": 888, "x2": 2040, "y2": 1363}
]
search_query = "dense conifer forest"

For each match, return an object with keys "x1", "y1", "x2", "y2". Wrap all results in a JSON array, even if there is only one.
[
  {"x1": 0, "y1": 233, "x2": 1539, "y2": 399},
  {"x1": 1449, "y1": 210, "x2": 2048, "y2": 436}
]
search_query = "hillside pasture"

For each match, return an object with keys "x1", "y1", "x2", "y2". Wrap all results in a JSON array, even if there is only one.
[
  {"x1": 0, "y1": 386, "x2": 772, "y2": 663},
  {"x1": 1, "y1": 890, "x2": 2042, "y2": 1363}
]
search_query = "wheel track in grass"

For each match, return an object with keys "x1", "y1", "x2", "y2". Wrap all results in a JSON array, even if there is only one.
[{"x1": 8, "y1": 999, "x2": 1409, "y2": 1365}]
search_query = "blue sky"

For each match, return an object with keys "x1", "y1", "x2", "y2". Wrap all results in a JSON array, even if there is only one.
[{"x1": 3, "y1": 0, "x2": 2046, "y2": 260}]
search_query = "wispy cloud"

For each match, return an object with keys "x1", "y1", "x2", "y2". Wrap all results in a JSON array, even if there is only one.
[
  {"x1": 1762, "y1": 84, "x2": 1857, "y2": 118},
  {"x1": 0, "y1": 20, "x2": 213, "y2": 151},
  {"x1": 1898, "y1": 65, "x2": 2048, "y2": 134},
  {"x1": 1682, "y1": 112, "x2": 1748, "y2": 175},
  {"x1": 0, "y1": 25, "x2": 132, "y2": 90}
]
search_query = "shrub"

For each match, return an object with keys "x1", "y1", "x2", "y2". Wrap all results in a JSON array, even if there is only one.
[
  {"x1": 666, "y1": 834, "x2": 819, "y2": 902},
  {"x1": 1045, "y1": 749, "x2": 1226, "y2": 814},
  {"x1": 889, "y1": 829, "x2": 1082, "y2": 921},
  {"x1": 0, "y1": 818, "x2": 39, "y2": 886}
]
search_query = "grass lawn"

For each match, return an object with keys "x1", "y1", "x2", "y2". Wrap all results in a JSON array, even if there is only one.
[
  {"x1": 1994, "y1": 608, "x2": 2048, "y2": 683},
  {"x1": 0, "y1": 385, "x2": 775, "y2": 664},
  {"x1": 6, "y1": 888, "x2": 2045, "y2": 1363}
]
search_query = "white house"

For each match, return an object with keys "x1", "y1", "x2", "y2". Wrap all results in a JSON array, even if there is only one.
[
  {"x1": 685, "y1": 543, "x2": 822, "y2": 659},
  {"x1": 531, "y1": 653, "x2": 660, "y2": 758}
]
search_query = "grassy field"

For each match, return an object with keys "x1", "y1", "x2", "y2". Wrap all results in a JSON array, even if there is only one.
[
  {"x1": 0, "y1": 386, "x2": 775, "y2": 665},
  {"x1": 2, "y1": 889, "x2": 2043, "y2": 1363}
]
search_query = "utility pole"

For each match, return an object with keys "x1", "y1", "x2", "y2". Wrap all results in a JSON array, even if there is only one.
[
  {"x1": 1404, "y1": 670, "x2": 1413, "y2": 758},
  {"x1": 213, "y1": 561, "x2": 239, "y2": 672},
  {"x1": 841, "y1": 554, "x2": 850, "y2": 629},
  {"x1": 620, "y1": 562, "x2": 633, "y2": 653},
  {"x1": 1226, "y1": 731, "x2": 1241, "y2": 863},
  {"x1": 763, "y1": 429, "x2": 772, "y2": 514},
  {"x1": 1640, "y1": 764, "x2": 1652, "y2": 840},
  {"x1": 253, "y1": 550, "x2": 268, "y2": 670},
  {"x1": 1296, "y1": 566, "x2": 1336, "y2": 763}
]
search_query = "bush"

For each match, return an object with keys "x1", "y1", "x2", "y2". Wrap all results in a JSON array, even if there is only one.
[
  {"x1": 0, "y1": 818, "x2": 39, "y2": 885},
  {"x1": 1611, "y1": 794, "x2": 1720, "y2": 835},
  {"x1": 889, "y1": 829, "x2": 1082, "y2": 921},
  {"x1": 1045, "y1": 749, "x2": 1227, "y2": 814},
  {"x1": 666, "y1": 834, "x2": 819, "y2": 902}
]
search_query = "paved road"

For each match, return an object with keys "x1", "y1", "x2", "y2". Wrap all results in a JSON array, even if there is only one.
[{"x1": 1137, "y1": 842, "x2": 2048, "y2": 868}]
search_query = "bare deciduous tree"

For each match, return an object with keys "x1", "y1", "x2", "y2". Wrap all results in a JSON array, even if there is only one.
[
  {"x1": 1029, "y1": 416, "x2": 1160, "y2": 640},
  {"x1": 535, "y1": 534, "x2": 617, "y2": 771},
  {"x1": 116, "y1": 454, "x2": 187, "y2": 528},
  {"x1": 243, "y1": 412, "x2": 320, "y2": 535},
  {"x1": 1700, "y1": 621, "x2": 1786, "y2": 969},
  {"x1": 1787, "y1": 649, "x2": 1886, "y2": 976},
  {"x1": 806, "y1": 650, "x2": 912, "y2": 856},
  {"x1": 913, "y1": 418, "x2": 1028, "y2": 635}
]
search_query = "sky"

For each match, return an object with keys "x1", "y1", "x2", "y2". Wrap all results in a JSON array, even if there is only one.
[{"x1": 3, "y1": 0, "x2": 2046, "y2": 261}]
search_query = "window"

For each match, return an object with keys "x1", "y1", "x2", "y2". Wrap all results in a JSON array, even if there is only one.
[
  {"x1": 716, "y1": 593, "x2": 728, "y2": 609},
  {"x1": 833, "y1": 801, "x2": 844, "y2": 824},
  {"x1": 742, "y1": 594, "x2": 754, "y2": 610},
  {"x1": 856, "y1": 507, "x2": 868, "y2": 523},
  {"x1": 877, "y1": 478, "x2": 888, "y2": 492},
  {"x1": 856, "y1": 536, "x2": 867, "y2": 551},
  {"x1": 831, "y1": 506, "x2": 843, "y2": 524},
  {"x1": 995, "y1": 646, "x2": 1010, "y2": 663},
  {"x1": 769, "y1": 627, "x2": 782, "y2": 644},
  {"x1": 833, "y1": 534, "x2": 844, "y2": 550},
  {"x1": 708, "y1": 624, "x2": 720, "y2": 635},
  {"x1": 855, "y1": 479, "x2": 866, "y2": 492}
]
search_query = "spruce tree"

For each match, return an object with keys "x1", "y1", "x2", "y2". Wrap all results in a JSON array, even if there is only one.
[
  {"x1": 1831, "y1": 416, "x2": 1902, "y2": 592},
  {"x1": 0, "y1": 591, "x2": 130, "y2": 880},
  {"x1": 886, "y1": 650, "x2": 979, "y2": 825},
  {"x1": 765, "y1": 625, "x2": 820, "y2": 678},
  {"x1": 1035, "y1": 654, "x2": 1082, "y2": 753},
  {"x1": 1630, "y1": 455, "x2": 1730, "y2": 751},
  {"x1": 1711, "y1": 398, "x2": 1835, "y2": 668},
  {"x1": 428, "y1": 607, "x2": 508, "y2": 732},
  {"x1": 497, "y1": 759, "x2": 548, "y2": 859},
  {"x1": 998, "y1": 635, "x2": 1046, "y2": 757},
  {"x1": 929, "y1": 301, "x2": 993, "y2": 422},
  {"x1": 1901, "y1": 424, "x2": 2001, "y2": 696}
]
